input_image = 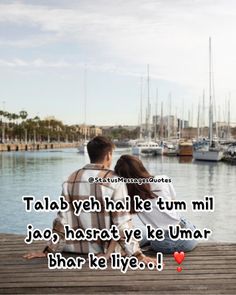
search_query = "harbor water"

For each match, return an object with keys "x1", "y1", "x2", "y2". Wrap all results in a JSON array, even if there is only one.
[{"x1": 0, "y1": 148, "x2": 235, "y2": 242}]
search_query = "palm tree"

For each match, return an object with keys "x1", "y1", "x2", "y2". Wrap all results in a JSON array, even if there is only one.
[
  {"x1": 12, "y1": 113, "x2": 19, "y2": 124},
  {"x1": 19, "y1": 110, "x2": 28, "y2": 143},
  {"x1": 11, "y1": 113, "x2": 19, "y2": 141},
  {"x1": 6, "y1": 113, "x2": 14, "y2": 141},
  {"x1": 32, "y1": 116, "x2": 40, "y2": 143},
  {"x1": 2, "y1": 111, "x2": 10, "y2": 142},
  {"x1": 19, "y1": 110, "x2": 28, "y2": 120},
  {"x1": 0, "y1": 110, "x2": 5, "y2": 143}
]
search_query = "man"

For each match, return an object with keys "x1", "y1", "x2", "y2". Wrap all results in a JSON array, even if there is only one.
[{"x1": 24, "y1": 136, "x2": 155, "y2": 265}]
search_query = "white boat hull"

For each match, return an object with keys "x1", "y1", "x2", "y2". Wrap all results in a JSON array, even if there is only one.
[
  {"x1": 78, "y1": 141, "x2": 88, "y2": 154},
  {"x1": 164, "y1": 149, "x2": 177, "y2": 156},
  {"x1": 193, "y1": 150, "x2": 223, "y2": 161},
  {"x1": 153, "y1": 147, "x2": 163, "y2": 155},
  {"x1": 132, "y1": 145, "x2": 163, "y2": 156}
]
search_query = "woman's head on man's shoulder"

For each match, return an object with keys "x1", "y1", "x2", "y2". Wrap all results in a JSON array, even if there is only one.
[
  {"x1": 114, "y1": 154, "x2": 151, "y2": 179},
  {"x1": 115, "y1": 154, "x2": 156, "y2": 213}
]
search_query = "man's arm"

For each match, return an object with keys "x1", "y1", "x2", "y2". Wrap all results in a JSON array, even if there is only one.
[{"x1": 24, "y1": 182, "x2": 69, "y2": 259}]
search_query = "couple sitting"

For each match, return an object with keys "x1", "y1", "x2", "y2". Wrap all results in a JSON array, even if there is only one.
[{"x1": 24, "y1": 136, "x2": 197, "y2": 262}]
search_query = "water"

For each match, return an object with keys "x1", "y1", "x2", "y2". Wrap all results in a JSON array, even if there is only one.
[{"x1": 0, "y1": 148, "x2": 235, "y2": 242}]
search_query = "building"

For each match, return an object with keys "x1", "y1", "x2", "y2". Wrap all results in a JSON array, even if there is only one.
[
  {"x1": 90, "y1": 126, "x2": 102, "y2": 137},
  {"x1": 44, "y1": 116, "x2": 61, "y2": 122},
  {"x1": 152, "y1": 115, "x2": 161, "y2": 125},
  {"x1": 152, "y1": 115, "x2": 178, "y2": 138},
  {"x1": 213, "y1": 122, "x2": 230, "y2": 139},
  {"x1": 78, "y1": 124, "x2": 102, "y2": 138}
]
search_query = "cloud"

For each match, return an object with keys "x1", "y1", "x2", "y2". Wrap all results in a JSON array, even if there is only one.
[
  {"x1": 0, "y1": 0, "x2": 236, "y2": 121},
  {"x1": 0, "y1": 58, "x2": 68, "y2": 68},
  {"x1": 0, "y1": 2, "x2": 236, "y2": 78},
  {"x1": 0, "y1": 57, "x2": 145, "y2": 79}
]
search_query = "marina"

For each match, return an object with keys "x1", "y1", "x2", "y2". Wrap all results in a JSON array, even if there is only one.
[
  {"x1": 0, "y1": 147, "x2": 236, "y2": 243},
  {"x1": 1, "y1": 140, "x2": 236, "y2": 165}
]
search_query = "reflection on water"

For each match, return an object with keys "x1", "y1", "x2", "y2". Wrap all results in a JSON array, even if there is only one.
[
  {"x1": 0, "y1": 148, "x2": 236, "y2": 242},
  {"x1": 178, "y1": 156, "x2": 193, "y2": 164}
]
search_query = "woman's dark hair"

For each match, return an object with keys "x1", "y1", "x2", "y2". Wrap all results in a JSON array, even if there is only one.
[
  {"x1": 114, "y1": 155, "x2": 157, "y2": 213},
  {"x1": 87, "y1": 136, "x2": 115, "y2": 163}
]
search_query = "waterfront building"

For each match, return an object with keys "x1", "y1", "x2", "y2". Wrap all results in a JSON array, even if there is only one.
[{"x1": 78, "y1": 124, "x2": 102, "y2": 138}]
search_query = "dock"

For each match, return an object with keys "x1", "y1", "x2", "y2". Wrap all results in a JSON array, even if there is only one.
[
  {"x1": 0, "y1": 142, "x2": 78, "y2": 152},
  {"x1": 0, "y1": 233, "x2": 236, "y2": 294}
]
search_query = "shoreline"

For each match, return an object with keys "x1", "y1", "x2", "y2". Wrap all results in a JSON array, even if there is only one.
[{"x1": 0, "y1": 142, "x2": 78, "y2": 152}]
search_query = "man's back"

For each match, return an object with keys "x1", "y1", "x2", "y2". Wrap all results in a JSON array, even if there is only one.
[{"x1": 47, "y1": 163, "x2": 140, "y2": 256}]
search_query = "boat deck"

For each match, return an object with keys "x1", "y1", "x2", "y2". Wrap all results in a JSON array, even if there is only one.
[{"x1": 0, "y1": 233, "x2": 236, "y2": 294}]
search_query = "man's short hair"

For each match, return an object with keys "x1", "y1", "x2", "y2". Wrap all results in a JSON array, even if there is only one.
[{"x1": 87, "y1": 136, "x2": 115, "y2": 163}]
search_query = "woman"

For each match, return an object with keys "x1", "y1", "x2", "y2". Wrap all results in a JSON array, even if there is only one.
[{"x1": 114, "y1": 154, "x2": 198, "y2": 254}]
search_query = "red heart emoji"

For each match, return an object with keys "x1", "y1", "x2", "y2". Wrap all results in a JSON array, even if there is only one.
[
  {"x1": 174, "y1": 251, "x2": 185, "y2": 264},
  {"x1": 177, "y1": 266, "x2": 182, "y2": 272}
]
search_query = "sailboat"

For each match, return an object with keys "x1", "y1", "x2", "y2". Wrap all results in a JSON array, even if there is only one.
[
  {"x1": 193, "y1": 38, "x2": 223, "y2": 162},
  {"x1": 132, "y1": 65, "x2": 163, "y2": 156},
  {"x1": 78, "y1": 133, "x2": 89, "y2": 154},
  {"x1": 164, "y1": 143, "x2": 178, "y2": 156},
  {"x1": 132, "y1": 141, "x2": 163, "y2": 156},
  {"x1": 78, "y1": 68, "x2": 89, "y2": 154},
  {"x1": 178, "y1": 141, "x2": 193, "y2": 156}
]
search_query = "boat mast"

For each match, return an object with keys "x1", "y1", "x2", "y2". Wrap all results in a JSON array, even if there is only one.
[
  {"x1": 209, "y1": 37, "x2": 213, "y2": 146},
  {"x1": 167, "y1": 92, "x2": 171, "y2": 141},
  {"x1": 191, "y1": 103, "x2": 194, "y2": 127},
  {"x1": 197, "y1": 100, "x2": 200, "y2": 141},
  {"x1": 227, "y1": 94, "x2": 231, "y2": 140},
  {"x1": 175, "y1": 107, "x2": 178, "y2": 139},
  {"x1": 181, "y1": 99, "x2": 184, "y2": 138},
  {"x1": 202, "y1": 89, "x2": 205, "y2": 137},
  {"x1": 147, "y1": 64, "x2": 151, "y2": 140},
  {"x1": 84, "y1": 67, "x2": 87, "y2": 141},
  {"x1": 211, "y1": 44, "x2": 218, "y2": 141},
  {"x1": 160, "y1": 101, "x2": 163, "y2": 139},
  {"x1": 154, "y1": 88, "x2": 158, "y2": 141},
  {"x1": 139, "y1": 77, "x2": 143, "y2": 139}
]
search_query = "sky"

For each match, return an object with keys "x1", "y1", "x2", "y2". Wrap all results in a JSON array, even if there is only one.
[{"x1": 0, "y1": 0, "x2": 235, "y2": 126}]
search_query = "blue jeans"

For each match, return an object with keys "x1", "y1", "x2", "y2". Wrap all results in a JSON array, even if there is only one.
[
  {"x1": 149, "y1": 218, "x2": 198, "y2": 254},
  {"x1": 132, "y1": 215, "x2": 198, "y2": 254}
]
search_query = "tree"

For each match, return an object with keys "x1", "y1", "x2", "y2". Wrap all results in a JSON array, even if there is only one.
[
  {"x1": 19, "y1": 110, "x2": 28, "y2": 120},
  {"x1": 19, "y1": 110, "x2": 28, "y2": 143},
  {"x1": 0, "y1": 110, "x2": 5, "y2": 143}
]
